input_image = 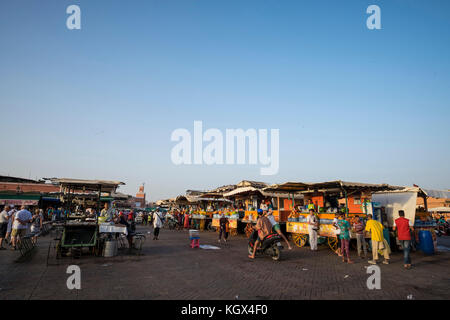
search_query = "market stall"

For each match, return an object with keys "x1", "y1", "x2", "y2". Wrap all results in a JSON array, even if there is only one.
[
  {"x1": 180, "y1": 190, "x2": 234, "y2": 232},
  {"x1": 372, "y1": 186, "x2": 450, "y2": 253},
  {"x1": 46, "y1": 178, "x2": 124, "y2": 262},
  {"x1": 265, "y1": 181, "x2": 400, "y2": 251}
]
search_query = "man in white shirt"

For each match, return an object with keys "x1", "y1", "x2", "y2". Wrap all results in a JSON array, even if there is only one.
[
  {"x1": 11, "y1": 205, "x2": 32, "y2": 249},
  {"x1": 0, "y1": 206, "x2": 10, "y2": 249},
  {"x1": 306, "y1": 209, "x2": 319, "y2": 251},
  {"x1": 153, "y1": 210, "x2": 163, "y2": 240}
]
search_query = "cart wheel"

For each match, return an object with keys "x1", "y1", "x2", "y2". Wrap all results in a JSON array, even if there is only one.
[
  {"x1": 292, "y1": 234, "x2": 308, "y2": 247},
  {"x1": 245, "y1": 224, "x2": 254, "y2": 238},
  {"x1": 328, "y1": 237, "x2": 338, "y2": 252},
  {"x1": 271, "y1": 246, "x2": 281, "y2": 261}
]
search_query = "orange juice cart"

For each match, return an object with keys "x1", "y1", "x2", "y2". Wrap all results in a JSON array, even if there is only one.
[
  {"x1": 223, "y1": 183, "x2": 302, "y2": 237},
  {"x1": 211, "y1": 210, "x2": 239, "y2": 235},
  {"x1": 265, "y1": 181, "x2": 400, "y2": 251}
]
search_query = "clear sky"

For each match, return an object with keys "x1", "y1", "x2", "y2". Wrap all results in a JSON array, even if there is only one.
[{"x1": 1, "y1": 0, "x2": 449, "y2": 200}]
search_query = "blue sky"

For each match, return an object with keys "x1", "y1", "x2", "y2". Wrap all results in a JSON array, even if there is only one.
[{"x1": 0, "y1": 0, "x2": 449, "y2": 200}]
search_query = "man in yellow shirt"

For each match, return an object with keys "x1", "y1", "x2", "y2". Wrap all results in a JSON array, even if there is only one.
[{"x1": 365, "y1": 214, "x2": 390, "y2": 265}]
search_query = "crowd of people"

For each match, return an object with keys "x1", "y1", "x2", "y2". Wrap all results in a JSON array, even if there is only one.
[
  {"x1": 0, "y1": 200, "x2": 429, "y2": 270},
  {"x1": 303, "y1": 208, "x2": 414, "y2": 269},
  {"x1": 0, "y1": 205, "x2": 44, "y2": 250},
  {"x1": 163, "y1": 203, "x2": 416, "y2": 269}
]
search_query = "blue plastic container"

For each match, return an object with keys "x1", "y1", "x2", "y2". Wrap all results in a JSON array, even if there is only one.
[{"x1": 418, "y1": 230, "x2": 434, "y2": 255}]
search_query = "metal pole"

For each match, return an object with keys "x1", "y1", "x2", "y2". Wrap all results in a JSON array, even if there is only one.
[
  {"x1": 97, "y1": 185, "x2": 101, "y2": 224},
  {"x1": 344, "y1": 189, "x2": 349, "y2": 217}
]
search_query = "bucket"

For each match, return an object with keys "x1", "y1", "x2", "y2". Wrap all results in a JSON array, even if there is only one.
[
  {"x1": 103, "y1": 239, "x2": 118, "y2": 257},
  {"x1": 418, "y1": 230, "x2": 434, "y2": 255}
]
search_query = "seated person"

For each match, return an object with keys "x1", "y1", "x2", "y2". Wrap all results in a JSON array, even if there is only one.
[{"x1": 115, "y1": 212, "x2": 133, "y2": 249}]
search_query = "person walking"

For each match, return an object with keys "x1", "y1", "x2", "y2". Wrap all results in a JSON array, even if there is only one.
[
  {"x1": 177, "y1": 211, "x2": 183, "y2": 230},
  {"x1": 337, "y1": 215, "x2": 353, "y2": 263},
  {"x1": 5, "y1": 205, "x2": 16, "y2": 245},
  {"x1": 365, "y1": 214, "x2": 390, "y2": 265},
  {"x1": 307, "y1": 209, "x2": 319, "y2": 251},
  {"x1": 153, "y1": 210, "x2": 163, "y2": 240},
  {"x1": 11, "y1": 205, "x2": 32, "y2": 250},
  {"x1": 183, "y1": 210, "x2": 190, "y2": 229},
  {"x1": 0, "y1": 206, "x2": 10, "y2": 250},
  {"x1": 332, "y1": 213, "x2": 342, "y2": 256},
  {"x1": 394, "y1": 210, "x2": 413, "y2": 269},
  {"x1": 352, "y1": 215, "x2": 367, "y2": 258},
  {"x1": 218, "y1": 213, "x2": 229, "y2": 243},
  {"x1": 30, "y1": 209, "x2": 43, "y2": 245}
]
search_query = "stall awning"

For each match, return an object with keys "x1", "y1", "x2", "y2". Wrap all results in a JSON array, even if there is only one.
[
  {"x1": 223, "y1": 186, "x2": 267, "y2": 197},
  {"x1": 421, "y1": 188, "x2": 450, "y2": 199},
  {"x1": 0, "y1": 194, "x2": 41, "y2": 206},
  {"x1": 428, "y1": 207, "x2": 450, "y2": 213},
  {"x1": 260, "y1": 191, "x2": 304, "y2": 199},
  {"x1": 46, "y1": 178, "x2": 125, "y2": 193},
  {"x1": 263, "y1": 182, "x2": 311, "y2": 193},
  {"x1": 264, "y1": 181, "x2": 400, "y2": 193}
]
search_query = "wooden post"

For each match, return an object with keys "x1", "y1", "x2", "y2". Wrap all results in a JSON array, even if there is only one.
[{"x1": 423, "y1": 195, "x2": 428, "y2": 212}]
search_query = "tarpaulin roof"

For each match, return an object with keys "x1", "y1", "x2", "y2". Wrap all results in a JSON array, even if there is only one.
[
  {"x1": 263, "y1": 182, "x2": 311, "y2": 192},
  {"x1": 263, "y1": 181, "x2": 399, "y2": 193},
  {"x1": 236, "y1": 180, "x2": 268, "y2": 188},
  {"x1": 374, "y1": 187, "x2": 450, "y2": 199},
  {"x1": 179, "y1": 194, "x2": 232, "y2": 203},
  {"x1": 223, "y1": 186, "x2": 303, "y2": 199},
  {"x1": 428, "y1": 207, "x2": 450, "y2": 212},
  {"x1": 223, "y1": 186, "x2": 261, "y2": 197},
  {"x1": 421, "y1": 188, "x2": 450, "y2": 199},
  {"x1": 47, "y1": 178, "x2": 125, "y2": 192}
]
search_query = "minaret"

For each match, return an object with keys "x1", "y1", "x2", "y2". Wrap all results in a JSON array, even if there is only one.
[{"x1": 136, "y1": 183, "x2": 146, "y2": 207}]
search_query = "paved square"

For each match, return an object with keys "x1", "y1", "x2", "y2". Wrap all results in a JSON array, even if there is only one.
[{"x1": 1, "y1": 226, "x2": 449, "y2": 300}]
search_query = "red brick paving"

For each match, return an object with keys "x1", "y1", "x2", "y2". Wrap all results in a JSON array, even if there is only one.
[{"x1": 0, "y1": 225, "x2": 449, "y2": 300}]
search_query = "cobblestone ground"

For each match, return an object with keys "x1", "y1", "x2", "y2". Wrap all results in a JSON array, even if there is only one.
[{"x1": 0, "y1": 225, "x2": 449, "y2": 300}]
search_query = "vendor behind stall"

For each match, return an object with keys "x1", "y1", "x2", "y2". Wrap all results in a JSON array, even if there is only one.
[{"x1": 99, "y1": 203, "x2": 113, "y2": 223}]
